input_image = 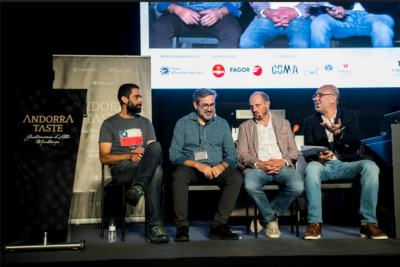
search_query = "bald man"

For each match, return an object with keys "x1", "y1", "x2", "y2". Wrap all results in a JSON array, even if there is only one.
[
  {"x1": 237, "y1": 92, "x2": 304, "y2": 238},
  {"x1": 303, "y1": 85, "x2": 387, "y2": 240}
]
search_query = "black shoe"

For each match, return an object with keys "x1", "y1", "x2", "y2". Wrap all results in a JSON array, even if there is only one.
[
  {"x1": 125, "y1": 185, "x2": 144, "y2": 207},
  {"x1": 175, "y1": 226, "x2": 190, "y2": 242},
  {"x1": 208, "y1": 224, "x2": 239, "y2": 240}
]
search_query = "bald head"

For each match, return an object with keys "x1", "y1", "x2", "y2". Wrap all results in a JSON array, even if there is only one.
[
  {"x1": 249, "y1": 91, "x2": 269, "y2": 103},
  {"x1": 318, "y1": 84, "x2": 340, "y2": 104}
]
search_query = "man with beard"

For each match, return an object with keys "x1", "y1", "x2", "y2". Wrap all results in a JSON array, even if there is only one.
[
  {"x1": 237, "y1": 92, "x2": 303, "y2": 238},
  {"x1": 302, "y1": 84, "x2": 387, "y2": 240},
  {"x1": 169, "y1": 88, "x2": 242, "y2": 242},
  {"x1": 99, "y1": 83, "x2": 169, "y2": 244}
]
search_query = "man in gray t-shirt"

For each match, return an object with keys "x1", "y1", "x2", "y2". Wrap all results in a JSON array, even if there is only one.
[{"x1": 99, "y1": 83, "x2": 169, "y2": 244}]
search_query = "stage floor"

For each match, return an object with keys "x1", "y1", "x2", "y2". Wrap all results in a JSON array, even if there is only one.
[{"x1": 2, "y1": 221, "x2": 400, "y2": 266}]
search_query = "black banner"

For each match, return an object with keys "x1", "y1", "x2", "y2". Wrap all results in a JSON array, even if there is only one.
[{"x1": 14, "y1": 88, "x2": 86, "y2": 232}]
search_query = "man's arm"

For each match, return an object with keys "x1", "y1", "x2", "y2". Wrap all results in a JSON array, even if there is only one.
[
  {"x1": 221, "y1": 120, "x2": 238, "y2": 169},
  {"x1": 281, "y1": 120, "x2": 300, "y2": 167},
  {"x1": 164, "y1": 3, "x2": 201, "y2": 25},
  {"x1": 169, "y1": 119, "x2": 191, "y2": 166},
  {"x1": 99, "y1": 143, "x2": 140, "y2": 165},
  {"x1": 250, "y1": 2, "x2": 271, "y2": 18},
  {"x1": 334, "y1": 112, "x2": 362, "y2": 152},
  {"x1": 237, "y1": 123, "x2": 260, "y2": 168}
]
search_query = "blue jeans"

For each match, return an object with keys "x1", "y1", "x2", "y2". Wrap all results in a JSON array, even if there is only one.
[
  {"x1": 240, "y1": 17, "x2": 312, "y2": 48},
  {"x1": 110, "y1": 141, "x2": 163, "y2": 226},
  {"x1": 304, "y1": 160, "x2": 380, "y2": 225},
  {"x1": 244, "y1": 167, "x2": 304, "y2": 223},
  {"x1": 311, "y1": 10, "x2": 394, "y2": 48}
]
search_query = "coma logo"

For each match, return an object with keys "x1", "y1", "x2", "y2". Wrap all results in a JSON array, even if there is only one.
[
  {"x1": 253, "y1": 66, "x2": 262, "y2": 76},
  {"x1": 212, "y1": 64, "x2": 225, "y2": 78},
  {"x1": 160, "y1": 66, "x2": 170, "y2": 75},
  {"x1": 324, "y1": 64, "x2": 333, "y2": 72}
]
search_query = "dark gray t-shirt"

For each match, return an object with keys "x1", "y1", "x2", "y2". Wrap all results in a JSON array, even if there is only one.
[{"x1": 99, "y1": 113, "x2": 156, "y2": 155}]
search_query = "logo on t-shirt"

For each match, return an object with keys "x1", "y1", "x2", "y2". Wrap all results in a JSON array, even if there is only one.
[{"x1": 119, "y1": 128, "x2": 143, "y2": 147}]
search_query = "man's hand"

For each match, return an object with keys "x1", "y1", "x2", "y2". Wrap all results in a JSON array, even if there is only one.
[
  {"x1": 168, "y1": 3, "x2": 200, "y2": 25},
  {"x1": 257, "y1": 159, "x2": 285, "y2": 175},
  {"x1": 263, "y1": 8, "x2": 297, "y2": 27},
  {"x1": 199, "y1": 9, "x2": 222, "y2": 26},
  {"x1": 326, "y1": 6, "x2": 346, "y2": 19},
  {"x1": 129, "y1": 153, "x2": 142, "y2": 162},
  {"x1": 196, "y1": 163, "x2": 215, "y2": 179},
  {"x1": 320, "y1": 118, "x2": 342, "y2": 136},
  {"x1": 211, "y1": 164, "x2": 225, "y2": 178},
  {"x1": 273, "y1": 7, "x2": 298, "y2": 27},
  {"x1": 317, "y1": 151, "x2": 334, "y2": 164},
  {"x1": 131, "y1": 146, "x2": 145, "y2": 155}
]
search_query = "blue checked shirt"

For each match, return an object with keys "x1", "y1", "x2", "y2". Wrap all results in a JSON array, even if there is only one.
[
  {"x1": 157, "y1": 2, "x2": 242, "y2": 17},
  {"x1": 169, "y1": 112, "x2": 238, "y2": 168}
]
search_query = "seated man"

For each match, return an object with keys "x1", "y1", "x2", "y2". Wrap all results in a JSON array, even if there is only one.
[
  {"x1": 240, "y1": 2, "x2": 314, "y2": 48},
  {"x1": 311, "y1": 2, "x2": 397, "y2": 48},
  {"x1": 99, "y1": 83, "x2": 169, "y2": 244},
  {"x1": 303, "y1": 84, "x2": 387, "y2": 240},
  {"x1": 151, "y1": 2, "x2": 242, "y2": 48},
  {"x1": 237, "y1": 92, "x2": 304, "y2": 238},
  {"x1": 169, "y1": 88, "x2": 243, "y2": 242}
]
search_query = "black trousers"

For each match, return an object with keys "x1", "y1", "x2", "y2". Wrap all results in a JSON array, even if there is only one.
[
  {"x1": 172, "y1": 165, "x2": 243, "y2": 228},
  {"x1": 150, "y1": 12, "x2": 241, "y2": 48}
]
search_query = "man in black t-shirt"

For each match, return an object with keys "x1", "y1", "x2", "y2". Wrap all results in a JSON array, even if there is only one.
[{"x1": 99, "y1": 83, "x2": 169, "y2": 244}]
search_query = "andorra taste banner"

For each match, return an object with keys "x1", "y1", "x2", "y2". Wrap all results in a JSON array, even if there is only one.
[
  {"x1": 53, "y1": 56, "x2": 151, "y2": 222},
  {"x1": 15, "y1": 88, "x2": 86, "y2": 232}
]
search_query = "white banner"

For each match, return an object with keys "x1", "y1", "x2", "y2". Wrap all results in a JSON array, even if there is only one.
[
  {"x1": 149, "y1": 48, "x2": 400, "y2": 89},
  {"x1": 53, "y1": 55, "x2": 151, "y2": 221}
]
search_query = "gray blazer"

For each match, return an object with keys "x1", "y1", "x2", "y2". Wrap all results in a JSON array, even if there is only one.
[{"x1": 249, "y1": 2, "x2": 314, "y2": 20}]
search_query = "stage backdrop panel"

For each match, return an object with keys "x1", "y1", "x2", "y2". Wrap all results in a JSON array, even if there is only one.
[{"x1": 53, "y1": 55, "x2": 151, "y2": 223}]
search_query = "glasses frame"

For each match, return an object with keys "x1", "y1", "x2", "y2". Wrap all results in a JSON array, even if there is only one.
[
  {"x1": 312, "y1": 93, "x2": 334, "y2": 100},
  {"x1": 199, "y1": 103, "x2": 215, "y2": 109}
]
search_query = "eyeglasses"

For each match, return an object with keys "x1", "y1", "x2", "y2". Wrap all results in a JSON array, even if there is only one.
[
  {"x1": 312, "y1": 93, "x2": 334, "y2": 100},
  {"x1": 199, "y1": 103, "x2": 215, "y2": 109}
]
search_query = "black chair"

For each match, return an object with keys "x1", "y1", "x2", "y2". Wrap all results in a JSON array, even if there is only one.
[
  {"x1": 100, "y1": 164, "x2": 164, "y2": 242},
  {"x1": 245, "y1": 182, "x2": 299, "y2": 238}
]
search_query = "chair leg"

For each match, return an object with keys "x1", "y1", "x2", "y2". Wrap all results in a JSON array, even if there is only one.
[
  {"x1": 291, "y1": 201, "x2": 294, "y2": 234},
  {"x1": 122, "y1": 185, "x2": 126, "y2": 242},
  {"x1": 254, "y1": 201, "x2": 258, "y2": 238},
  {"x1": 245, "y1": 194, "x2": 249, "y2": 234},
  {"x1": 296, "y1": 200, "x2": 299, "y2": 237},
  {"x1": 101, "y1": 165, "x2": 105, "y2": 239}
]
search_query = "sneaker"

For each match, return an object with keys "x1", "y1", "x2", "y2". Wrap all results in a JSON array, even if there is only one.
[
  {"x1": 147, "y1": 226, "x2": 169, "y2": 244},
  {"x1": 250, "y1": 214, "x2": 265, "y2": 233},
  {"x1": 266, "y1": 219, "x2": 281, "y2": 238},
  {"x1": 360, "y1": 223, "x2": 388, "y2": 240},
  {"x1": 208, "y1": 224, "x2": 239, "y2": 240},
  {"x1": 125, "y1": 185, "x2": 144, "y2": 207},
  {"x1": 175, "y1": 226, "x2": 190, "y2": 242},
  {"x1": 304, "y1": 223, "x2": 321, "y2": 240}
]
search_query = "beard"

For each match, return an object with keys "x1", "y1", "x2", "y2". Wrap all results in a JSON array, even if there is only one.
[
  {"x1": 126, "y1": 100, "x2": 142, "y2": 116},
  {"x1": 197, "y1": 109, "x2": 214, "y2": 122}
]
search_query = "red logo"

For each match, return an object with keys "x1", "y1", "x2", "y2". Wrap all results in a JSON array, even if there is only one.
[
  {"x1": 343, "y1": 64, "x2": 348, "y2": 68},
  {"x1": 212, "y1": 64, "x2": 225, "y2": 78},
  {"x1": 253, "y1": 66, "x2": 262, "y2": 76}
]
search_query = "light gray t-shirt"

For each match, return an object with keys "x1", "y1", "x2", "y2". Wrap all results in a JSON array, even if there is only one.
[{"x1": 99, "y1": 113, "x2": 156, "y2": 155}]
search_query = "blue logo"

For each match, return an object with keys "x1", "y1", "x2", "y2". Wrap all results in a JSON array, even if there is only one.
[
  {"x1": 325, "y1": 64, "x2": 333, "y2": 72},
  {"x1": 160, "y1": 66, "x2": 170, "y2": 75}
]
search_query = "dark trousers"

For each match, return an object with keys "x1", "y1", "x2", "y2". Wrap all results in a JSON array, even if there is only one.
[
  {"x1": 150, "y1": 12, "x2": 241, "y2": 48},
  {"x1": 172, "y1": 165, "x2": 243, "y2": 228},
  {"x1": 110, "y1": 141, "x2": 163, "y2": 226}
]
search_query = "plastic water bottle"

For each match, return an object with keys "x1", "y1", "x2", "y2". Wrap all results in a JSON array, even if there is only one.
[{"x1": 108, "y1": 219, "x2": 116, "y2": 242}]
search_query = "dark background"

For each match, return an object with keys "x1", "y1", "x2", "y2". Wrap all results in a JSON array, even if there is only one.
[{"x1": 1, "y1": 2, "x2": 400, "y2": 244}]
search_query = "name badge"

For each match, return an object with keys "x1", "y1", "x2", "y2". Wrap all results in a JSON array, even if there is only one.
[{"x1": 194, "y1": 151, "x2": 208, "y2": 161}]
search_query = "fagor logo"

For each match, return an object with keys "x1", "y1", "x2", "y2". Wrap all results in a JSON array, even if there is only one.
[
  {"x1": 212, "y1": 64, "x2": 225, "y2": 78},
  {"x1": 253, "y1": 66, "x2": 262, "y2": 76},
  {"x1": 160, "y1": 66, "x2": 170, "y2": 75}
]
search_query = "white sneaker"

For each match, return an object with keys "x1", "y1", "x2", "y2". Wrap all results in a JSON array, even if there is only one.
[
  {"x1": 266, "y1": 219, "x2": 281, "y2": 238},
  {"x1": 250, "y1": 217, "x2": 264, "y2": 233}
]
